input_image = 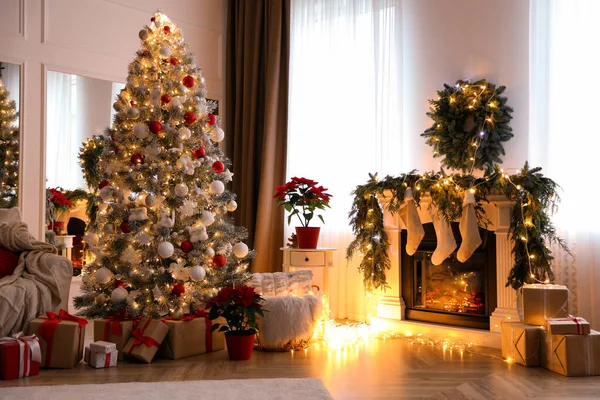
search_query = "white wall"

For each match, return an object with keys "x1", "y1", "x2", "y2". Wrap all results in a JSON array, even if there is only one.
[
  {"x1": 0, "y1": 0, "x2": 226, "y2": 238},
  {"x1": 402, "y1": 0, "x2": 529, "y2": 172}
]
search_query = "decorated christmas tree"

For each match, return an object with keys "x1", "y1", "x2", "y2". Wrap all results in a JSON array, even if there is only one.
[
  {"x1": 75, "y1": 12, "x2": 254, "y2": 319},
  {"x1": 0, "y1": 78, "x2": 19, "y2": 208}
]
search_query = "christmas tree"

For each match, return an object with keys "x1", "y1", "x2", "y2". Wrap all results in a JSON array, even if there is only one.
[
  {"x1": 75, "y1": 12, "x2": 254, "y2": 319},
  {"x1": 0, "y1": 78, "x2": 19, "y2": 208}
]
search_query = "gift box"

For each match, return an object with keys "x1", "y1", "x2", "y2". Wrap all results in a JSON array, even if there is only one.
[
  {"x1": 94, "y1": 318, "x2": 135, "y2": 360},
  {"x1": 84, "y1": 341, "x2": 118, "y2": 368},
  {"x1": 160, "y1": 312, "x2": 226, "y2": 360},
  {"x1": 521, "y1": 284, "x2": 569, "y2": 326},
  {"x1": 501, "y1": 322, "x2": 542, "y2": 367},
  {"x1": 545, "y1": 316, "x2": 590, "y2": 335},
  {"x1": 124, "y1": 317, "x2": 168, "y2": 363},
  {"x1": 28, "y1": 309, "x2": 88, "y2": 369},
  {"x1": 541, "y1": 330, "x2": 600, "y2": 376},
  {"x1": 0, "y1": 333, "x2": 42, "y2": 380}
]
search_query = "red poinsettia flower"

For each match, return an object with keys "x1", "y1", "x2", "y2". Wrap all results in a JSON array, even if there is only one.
[
  {"x1": 274, "y1": 177, "x2": 332, "y2": 227},
  {"x1": 205, "y1": 285, "x2": 266, "y2": 334}
]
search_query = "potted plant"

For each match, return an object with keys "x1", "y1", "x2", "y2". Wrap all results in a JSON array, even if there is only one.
[
  {"x1": 46, "y1": 188, "x2": 74, "y2": 235},
  {"x1": 205, "y1": 285, "x2": 266, "y2": 361},
  {"x1": 274, "y1": 177, "x2": 332, "y2": 249}
]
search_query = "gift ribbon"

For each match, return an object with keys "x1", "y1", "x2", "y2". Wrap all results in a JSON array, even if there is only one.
[
  {"x1": 127, "y1": 318, "x2": 161, "y2": 354},
  {"x1": 161, "y1": 310, "x2": 213, "y2": 352},
  {"x1": 547, "y1": 315, "x2": 587, "y2": 334},
  {"x1": 38, "y1": 309, "x2": 88, "y2": 367},
  {"x1": 104, "y1": 351, "x2": 112, "y2": 368},
  {"x1": 0, "y1": 333, "x2": 42, "y2": 378}
]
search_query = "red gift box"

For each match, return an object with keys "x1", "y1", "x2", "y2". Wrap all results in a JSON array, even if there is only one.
[{"x1": 0, "y1": 333, "x2": 42, "y2": 380}]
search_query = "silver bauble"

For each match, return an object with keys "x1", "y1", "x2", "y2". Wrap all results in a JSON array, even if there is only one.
[
  {"x1": 145, "y1": 194, "x2": 156, "y2": 206},
  {"x1": 226, "y1": 200, "x2": 238, "y2": 212},
  {"x1": 95, "y1": 267, "x2": 113, "y2": 284},
  {"x1": 138, "y1": 29, "x2": 149, "y2": 41},
  {"x1": 174, "y1": 183, "x2": 188, "y2": 197},
  {"x1": 159, "y1": 45, "x2": 172, "y2": 58},
  {"x1": 172, "y1": 307, "x2": 184, "y2": 320},
  {"x1": 111, "y1": 287, "x2": 128, "y2": 302},
  {"x1": 203, "y1": 247, "x2": 215, "y2": 258},
  {"x1": 134, "y1": 123, "x2": 149, "y2": 139},
  {"x1": 95, "y1": 293, "x2": 107, "y2": 306},
  {"x1": 127, "y1": 107, "x2": 140, "y2": 119}
]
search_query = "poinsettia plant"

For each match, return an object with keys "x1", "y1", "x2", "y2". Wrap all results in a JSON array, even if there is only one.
[
  {"x1": 274, "y1": 177, "x2": 332, "y2": 227},
  {"x1": 205, "y1": 285, "x2": 266, "y2": 334}
]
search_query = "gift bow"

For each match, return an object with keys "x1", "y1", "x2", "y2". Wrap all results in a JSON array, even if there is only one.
[
  {"x1": 0, "y1": 332, "x2": 42, "y2": 378},
  {"x1": 160, "y1": 310, "x2": 213, "y2": 352},
  {"x1": 548, "y1": 315, "x2": 587, "y2": 334},
  {"x1": 128, "y1": 319, "x2": 160, "y2": 354},
  {"x1": 38, "y1": 309, "x2": 88, "y2": 367}
]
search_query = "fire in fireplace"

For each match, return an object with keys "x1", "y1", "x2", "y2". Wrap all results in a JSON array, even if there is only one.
[{"x1": 401, "y1": 223, "x2": 497, "y2": 330}]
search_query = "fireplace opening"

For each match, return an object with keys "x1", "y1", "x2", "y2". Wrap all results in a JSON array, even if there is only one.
[{"x1": 401, "y1": 223, "x2": 497, "y2": 330}]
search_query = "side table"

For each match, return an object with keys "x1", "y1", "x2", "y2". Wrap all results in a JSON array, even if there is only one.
[{"x1": 281, "y1": 247, "x2": 336, "y2": 294}]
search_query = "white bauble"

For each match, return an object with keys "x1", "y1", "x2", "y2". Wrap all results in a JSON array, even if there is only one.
[
  {"x1": 158, "y1": 241, "x2": 175, "y2": 258},
  {"x1": 137, "y1": 232, "x2": 151, "y2": 245},
  {"x1": 175, "y1": 183, "x2": 189, "y2": 197},
  {"x1": 96, "y1": 267, "x2": 113, "y2": 284},
  {"x1": 178, "y1": 127, "x2": 191, "y2": 140},
  {"x1": 200, "y1": 210, "x2": 215, "y2": 226},
  {"x1": 111, "y1": 287, "x2": 128, "y2": 302},
  {"x1": 178, "y1": 84, "x2": 188, "y2": 93},
  {"x1": 95, "y1": 293, "x2": 107, "y2": 306},
  {"x1": 159, "y1": 45, "x2": 172, "y2": 57},
  {"x1": 233, "y1": 242, "x2": 249, "y2": 258},
  {"x1": 145, "y1": 194, "x2": 156, "y2": 207},
  {"x1": 203, "y1": 247, "x2": 215, "y2": 258},
  {"x1": 226, "y1": 200, "x2": 238, "y2": 212},
  {"x1": 139, "y1": 29, "x2": 149, "y2": 40},
  {"x1": 190, "y1": 265, "x2": 206, "y2": 281},
  {"x1": 134, "y1": 123, "x2": 149, "y2": 139},
  {"x1": 209, "y1": 180, "x2": 225, "y2": 194},
  {"x1": 103, "y1": 224, "x2": 114, "y2": 234},
  {"x1": 84, "y1": 232, "x2": 99, "y2": 247},
  {"x1": 211, "y1": 126, "x2": 225, "y2": 142},
  {"x1": 127, "y1": 107, "x2": 140, "y2": 119}
]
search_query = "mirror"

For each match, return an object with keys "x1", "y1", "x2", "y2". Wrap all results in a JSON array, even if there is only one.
[{"x1": 0, "y1": 62, "x2": 21, "y2": 208}]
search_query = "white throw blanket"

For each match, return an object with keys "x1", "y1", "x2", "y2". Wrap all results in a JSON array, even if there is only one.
[{"x1": 0, "y1": 221, "x2": 70, "y2": 337}]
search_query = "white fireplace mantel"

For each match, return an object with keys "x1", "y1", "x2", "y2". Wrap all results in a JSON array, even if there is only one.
[{"x1": 375, "y1": 192, "x2": 517, "y2": 343}]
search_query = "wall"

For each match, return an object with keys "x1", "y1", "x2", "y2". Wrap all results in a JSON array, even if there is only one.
[
  {"x1": 0, "y1": 0, "x2": 226, "y2": 237},
  {"x1": 402, "y1": 0, "x2": 529, "y2": 172}
]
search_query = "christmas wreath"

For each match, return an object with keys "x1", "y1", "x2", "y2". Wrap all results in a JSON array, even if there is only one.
[{"x1": 421, "y1": 79, "x2": 514, "y2": 172}]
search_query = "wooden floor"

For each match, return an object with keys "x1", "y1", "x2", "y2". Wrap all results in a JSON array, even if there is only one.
[{"x1": 2, "y1": 332, "x2": 600, "y2": 399}]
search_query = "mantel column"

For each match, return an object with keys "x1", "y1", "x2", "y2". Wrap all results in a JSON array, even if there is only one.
[{"x1": 490, "y1": 199, "x2": 519, "y2": 332}]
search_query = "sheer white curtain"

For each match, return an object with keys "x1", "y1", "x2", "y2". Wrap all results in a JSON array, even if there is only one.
[
  {"x1": 530, "y1": 0, "x2": 600, "y2": 328},
  {"x1": 289, "y1": 0, "x2": 402, "y2": 320}
]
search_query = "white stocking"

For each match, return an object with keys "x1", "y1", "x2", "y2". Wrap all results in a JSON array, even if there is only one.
[
  {"x1": 428, "y1": 206, "x2": 457, "y2": 265},
  {"x1": 400, "y1": 188, "x2": 424, "y2": 256},
  {"x1": 457, "y1": 191, "x2": 482, "y2": 262}
]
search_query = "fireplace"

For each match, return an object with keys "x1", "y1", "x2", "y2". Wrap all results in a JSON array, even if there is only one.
[{"x1": 401, "y1": 223, "x2": 497, "y2": 330}]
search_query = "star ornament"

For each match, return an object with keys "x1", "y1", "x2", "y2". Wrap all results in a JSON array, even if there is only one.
[{"x1": 221, "y1": 168, "x2": 234, "y2": 183}]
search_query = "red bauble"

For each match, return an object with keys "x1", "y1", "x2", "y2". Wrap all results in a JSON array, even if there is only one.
[
  {"x1": 114, "y1": 279, "x2": 125, "y2": 289},
  {"x1": 114, "y1": 146, "x2": 120, "y2": 154},
  {"x1": 171, "y1": 283, "x2": 185, "y2": 297},
  {"x1": 149, "y1": 121, "x2": 162, "y2": 134},
  {"x1": 192, "y1": 147, "x2": 206, "y2": 158},
  {"x1": 120, "y1": 221, "x2": 131, "y2": 234},
  {"x1": 180, "y1": 240, "x2": 193, "y2": 254},
  {"x1": 212, "y1": 255, "x2": 226, "y2": 268},
  {"x1": 169, "y1": 57, "x2": 179, "y2": 66},
  {"x1": 207, "y1": 114, "x2": 217, "y2": 125},
  {"x1": 184, "y1": 112, "x2": 196, "y2": 124},
  {"x1": 150, "y1": 17, "x2": 155, "y2": 22},
  {"x1": 130, "y1": 153, "x2": 144, "y2": 165},
  {"x1": 212, "y1": 161, "x2": 225, "y2": 173},
  {"x1": 98, "y1": 180, "x2": 111, "y2": 189},
  {"x1": 130, "y1": 100, "x2": 137, "y2": 107},
  {"x1": 163, "y1": 26, "x2": 171, "y2": 34},
  {"x1": 160, "y1": 94, "x2": 171, "y2": 104},
  {"x1": 182, "y1": 76, "x2": 195, "y2": 88}
]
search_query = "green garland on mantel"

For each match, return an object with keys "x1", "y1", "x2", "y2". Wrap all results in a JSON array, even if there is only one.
[{"x1": 347, "y1": 163, "x2": 571, "y2": 292}]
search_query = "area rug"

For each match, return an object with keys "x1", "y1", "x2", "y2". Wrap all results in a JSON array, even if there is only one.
[{"x1": 0, "y1": 378, "x2": 334, "y2": 400}]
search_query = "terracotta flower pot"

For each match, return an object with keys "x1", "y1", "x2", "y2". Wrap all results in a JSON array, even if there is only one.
[
  {"x1": 225, "y1": 331, "x2": 255, "y2": 361},
  {"x1": 295, "y1": 227, "x2": 320, "y2": 249}
]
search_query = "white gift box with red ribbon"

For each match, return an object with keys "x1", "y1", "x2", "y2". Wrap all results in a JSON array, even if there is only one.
[
  {"x1": 0, "y1": 332, "x2": 42, "y2": 379},
  {"x1": 84, "y1": 341, "x2": 118, "y2": 368}
]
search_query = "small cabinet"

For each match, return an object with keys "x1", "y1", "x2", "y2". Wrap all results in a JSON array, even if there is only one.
[{"x1": 281, "y1": 247, "x2": 336, "y2": 294}]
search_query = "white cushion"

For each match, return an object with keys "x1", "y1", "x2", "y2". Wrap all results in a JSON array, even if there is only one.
[{"x1": 0, "y1": 207, "x2": 22, "y2": 223}]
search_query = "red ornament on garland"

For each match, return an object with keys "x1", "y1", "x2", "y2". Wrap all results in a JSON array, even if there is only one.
[
  {"x1": 120, "y1": 221, "x2": 131, "y2": 234},
  {"x1": 212, "y1": 161, "x2": 225, "y2": 173},
  {"x1": 130, "y1": 153, "x2": 144, "y2": 165},
  {"x1": 114, "y1": 279, "x2": 125, "y2": 289},
  {"x1": 163, "y1": 26, "x2": 171, "y2": 34},
  {"x1": 171, "y1": 283, "x2": 185, "y2": 297},
  {"x1": 149, "y1": 121, "x2": 162, "y2": 134},
  {"x1": 180, "y1": 240, "x2": 193, "y2": 254},
  {"x1": 99, "y1": 180, "x2": 111, "y2": 189},
  {"x1": 212, "y1": 255, "x2": 226, "y2": 268},
  {"x1": 184, "y1": 112, "x2": 196, "y2": 124},
  {"x1": 192, "y1": 146, "x2": 206, "y2": 158},
  {"x1": 169, "y1": 57, "x2": 179, "y2": 66},
  {"x1": 207, "y1": 114, "x2": 217, "y2": 125},
  {"x1": 160, "y1": 94, "x2": 171, "y2": 104},
  {"x1": 150, "y1": 17, "x2": 155, "y2": 22},
  {"x1": 114, "y1": 146, "x2": 120, "y2": 154},
  {"x1": 182, "y1": 76, "x2": 195, "y2": 88}
]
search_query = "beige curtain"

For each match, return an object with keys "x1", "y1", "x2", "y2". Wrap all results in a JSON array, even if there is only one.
[{"x1": 225, "y1": 0, "x2": 290, "y2": 273}]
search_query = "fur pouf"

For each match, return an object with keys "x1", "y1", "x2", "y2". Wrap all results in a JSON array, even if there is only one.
[{"x1": 256, "y1": 294, "x2": 322, "y2": 351}]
